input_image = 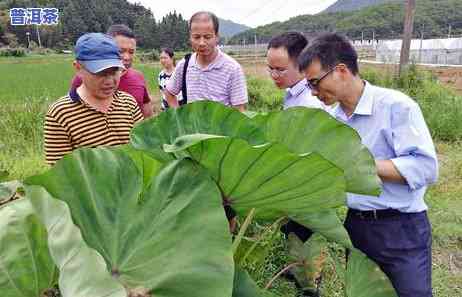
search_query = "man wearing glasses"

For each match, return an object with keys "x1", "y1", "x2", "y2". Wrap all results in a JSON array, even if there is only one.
[
  {"x1": 266, "y1": 32, "x2": 326, "y2": 110},
  {"x1": 299, "y1": 33, "x2": 438, "y2": 297},
  {"x1": 44, "y1": 33, "x2": 143, "y2": 165}
]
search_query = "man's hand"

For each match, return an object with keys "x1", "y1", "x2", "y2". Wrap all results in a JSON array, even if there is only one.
[
  {"x1": 142, "y1": 100, "x2": 154, "y2": 118},
  {"x1": 233, "y1": 104, "x2": 246, "y2": 113}
]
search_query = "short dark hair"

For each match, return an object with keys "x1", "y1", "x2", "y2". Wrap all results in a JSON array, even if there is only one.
[
  {"x1": 106, "y1": 24, "x2": 135, "y2": 39},
  {"x1": 268, "y1": 32, "x2": 308, "y2": 63},
  {"x1": 298, "y1": 33, "x2": 359, "y2": 75},
  {"x1": 161, "y1": 47, "x2": 174, "y2": 58},
  {"x1": 189, "y1": 11, "x2": 219, "y2": 35}
]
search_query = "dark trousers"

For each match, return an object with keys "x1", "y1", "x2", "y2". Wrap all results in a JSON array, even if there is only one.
[{"x1": 345, "y1": 209, "x2": 433, "y2": 297}]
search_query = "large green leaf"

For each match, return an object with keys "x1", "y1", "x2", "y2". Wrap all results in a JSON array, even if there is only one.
[
  {"x1": 254, "y1": 108, "x2": 381, "y2": 196},
  {"x1": 346, "y1": 249, "x2": 398, "y2": 297},
  {"x1": 25, "y1": 185, "x2": 128, "y2": 297},
  {"x1": 25, "y1": 148, "x2": 234, "y2": 297},
  {"x1": 116, "y1": 145, "x2": 165, "y2": 195},
  {"x1": 0, "y1": 198, "x2": 58, "y2": 297},
  {"x1": 165, "y1": 136, "x2": 347, "y2": 220},
  {"x1": 130, "y1": 101, "x2": 266, "y2": 158}
]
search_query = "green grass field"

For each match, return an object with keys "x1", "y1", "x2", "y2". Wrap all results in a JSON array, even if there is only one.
[{"x1": 0, "y1": 55, "x2": 461, "y2": 296}]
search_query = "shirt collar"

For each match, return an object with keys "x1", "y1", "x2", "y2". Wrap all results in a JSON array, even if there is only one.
[
  {"x1": 68, "y1": 87, "x2": 117, "y2": 113},
  {"x1": 286, "y1": 78, "x2": 308, "y2": 98},
  {"x1": 69, "y1": 87, "x2": 81, "y2": 102},
  {"x1": 190, "y1": 47, "x2": 225, "y2": 70},
  {"x1": 332, "y1": 80, "x2": 373, "y2": 120},
  {"x1": 353, "y1": 81, "x2": 374, "y2": 116}
]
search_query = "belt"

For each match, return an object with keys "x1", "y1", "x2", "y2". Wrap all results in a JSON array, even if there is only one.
[{"x1": 348, "y1": 208, "x2": 403, "y2": 220}]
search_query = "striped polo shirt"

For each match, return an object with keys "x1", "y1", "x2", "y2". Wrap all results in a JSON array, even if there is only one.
[
  {"x1": 44, "y1": 89, "x2": 143, "y2": 165},
  {"x1": 166, "y1": 48, "x2": 248, "y2": 106}
]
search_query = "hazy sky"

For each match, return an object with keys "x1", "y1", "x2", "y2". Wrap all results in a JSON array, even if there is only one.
[{"x1": 129, "y1": 0, "x2": 338, "y2": 28}]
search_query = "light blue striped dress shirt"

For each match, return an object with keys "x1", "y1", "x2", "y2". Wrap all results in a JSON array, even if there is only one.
[{"x1": 330, "y1": 81, "x2": 439, "y2": 212}]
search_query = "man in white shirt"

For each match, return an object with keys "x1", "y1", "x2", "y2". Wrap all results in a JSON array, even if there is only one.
[
  {"x1": 298, "y1": 32, "x2": 438, "y2": 297},
  {"x1": 266, "y1": 32, "x2": 326, "y2": 110}
]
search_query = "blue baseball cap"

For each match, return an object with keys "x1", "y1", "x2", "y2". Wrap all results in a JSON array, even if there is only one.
[{"x1": 74, "y1": 33, "x2": 125, "y2": 74}]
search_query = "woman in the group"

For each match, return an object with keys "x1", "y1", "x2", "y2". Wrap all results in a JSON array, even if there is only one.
[{"x1": 158, "y1": 48, "x2": 181, "y2": 110}]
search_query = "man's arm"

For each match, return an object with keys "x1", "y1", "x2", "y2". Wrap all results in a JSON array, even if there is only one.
[
  {"x1": 229, "y1": 64, "x2": 248, "y2": 112},
  {"x1": 233, "y1": 104, "x2": 246, "y2": 113},
  {"x1": 44, "y1": 112, "x2": 73, "y2": 166},
  {"x1": 164, "y1": 60, "x2": 185, "y2": 109},
  {"x1": 142, "y1": 92, "x2": 154, "y2": 118},
  {"x1": 387, "y1": 100, "x2": 439, "y2": 190},
  {"x1": 375, "y1": 160, "x2": 406, "y2": 184},
  {"x1": 131, "y1": 100, "x2": 144, "y2": 124}
]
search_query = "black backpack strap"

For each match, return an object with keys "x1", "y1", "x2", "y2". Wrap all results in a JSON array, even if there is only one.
[{"x1": 180, "y1": 53, "x2": 192, "y2": 106}]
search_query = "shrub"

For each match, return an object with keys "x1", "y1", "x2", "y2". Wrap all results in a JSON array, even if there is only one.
[
  {"x1": 247, "y1": 76, "x2": 284, "y2": 111},
  {"x1": 0, "y1": 47, "x2": 26, "y2": 57},
  {"x1": 31, "y1": 47, "x2": 55, "y2": 55}
]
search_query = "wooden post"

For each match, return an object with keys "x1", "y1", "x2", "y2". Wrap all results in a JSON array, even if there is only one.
[
  {"x1": 36, "y1": 25, "x2": 42, "y2": 48},
  {"x1": 418, "y1": 23, "x2": 424, "y2": 63},
  {"x1": 399, "y1": 0, "x2": 416, "y2": 76}
]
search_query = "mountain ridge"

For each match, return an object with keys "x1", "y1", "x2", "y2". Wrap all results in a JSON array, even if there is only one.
[{"x1": 323, "y1": 0, "x2": 403, "y2": 13}]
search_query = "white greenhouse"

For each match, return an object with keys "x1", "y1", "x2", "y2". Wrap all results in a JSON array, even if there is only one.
[{"x1": 376, "y1": 38, "x2": 462, "y2": 65}]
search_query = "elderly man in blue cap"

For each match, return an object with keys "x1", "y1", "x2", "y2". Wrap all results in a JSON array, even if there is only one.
[{"x1": 44, "y1": 33, "x2": 143, "y2": 165}]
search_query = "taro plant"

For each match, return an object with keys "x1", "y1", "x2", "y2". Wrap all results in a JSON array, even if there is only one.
[
  {"x1": 130, "y1": 101, "x2": 397, "y2": 297},
  {"x1": 24, "y1": 148, "x2": 235, "y2": 297},
  {"x1": 2, "y1": 101, "x2": 398, "y2": 297}
]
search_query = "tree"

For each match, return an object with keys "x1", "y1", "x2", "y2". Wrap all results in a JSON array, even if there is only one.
[{"x1": 158, "y1": 11, "x2": 189, "y2": 50}]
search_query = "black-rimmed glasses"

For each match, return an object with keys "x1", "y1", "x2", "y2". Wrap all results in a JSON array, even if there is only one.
[{"x1": 306, "y1": 66, "x2": 337, "y2": 90}]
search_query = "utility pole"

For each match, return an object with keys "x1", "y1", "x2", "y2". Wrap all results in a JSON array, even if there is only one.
[
  {"x1": 399, "y1": 0, "x2": 416, "y2": 76},
  {"x1": 36, "y1": 25, "x2": 42, "y2": 48},
  {"x1": 448, "y1": 24, "x2": 452, "y2": 39},
  {"x1": 372, "y1": 30, "x2": 376, "y2": 49},
  {"x1": 254, "y1": 33, "x2": 258, "y2": 75}
]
